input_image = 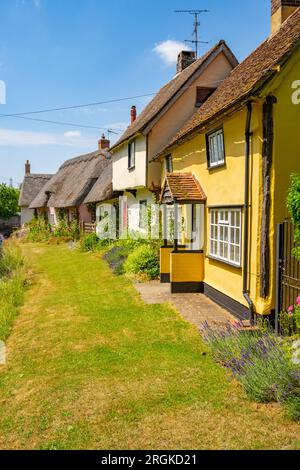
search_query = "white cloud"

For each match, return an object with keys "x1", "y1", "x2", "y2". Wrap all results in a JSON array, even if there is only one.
[
  {"x1": 153, "y1": 40, "x2": 192, "y2": 66},
  {"x1": 0, "y1": 128, "x2": 95, "y2": 147},
  {"x1": 64, "y1": 130, "x2": 81, "y2": 138}
]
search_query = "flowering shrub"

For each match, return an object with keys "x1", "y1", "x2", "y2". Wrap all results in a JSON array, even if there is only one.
[
  {"x1": 26, "y1": 218, "x2": 51, "y2": 242},
  {"x1": 279, "y1": 295, "x2": 300, "y2": 336},
  {"x1": 202, "y1": 322, "x2": 300, "y2": 420},
  {"x1": 79, "y1": 233, "x2": 109, "y2": 252}
]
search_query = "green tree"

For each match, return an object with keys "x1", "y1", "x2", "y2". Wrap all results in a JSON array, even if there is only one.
[
  {"x1": 287, "y1": 173, "x2": 300, "y2": 260},
  {"x1": 0, "y1": 184, "x2": 20, "y2": 220}
]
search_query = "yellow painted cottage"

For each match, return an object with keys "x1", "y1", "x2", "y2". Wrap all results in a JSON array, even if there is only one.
[{"x1": 156, "y1": 1, "x2": 300, "y2": 323}]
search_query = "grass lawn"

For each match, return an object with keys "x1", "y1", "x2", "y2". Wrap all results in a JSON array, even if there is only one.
[{"x1": 0, "y1": 243, "x2": 300, "y2": 450}]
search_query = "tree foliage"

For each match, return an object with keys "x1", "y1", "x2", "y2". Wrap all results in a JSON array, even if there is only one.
[
  {"x1": 0, "y1": 184, "x2": 20, "y2": 220},
  {"x1": 287, "y1": 173, "x2": 300, "y2": 260}
]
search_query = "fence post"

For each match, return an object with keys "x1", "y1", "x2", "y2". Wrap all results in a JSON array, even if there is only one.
[{"x1": 275, "y1": 222, "x2": 284, "y2": 334}]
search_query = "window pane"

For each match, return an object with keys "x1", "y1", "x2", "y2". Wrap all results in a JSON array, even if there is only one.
[
  {"x1": 209, "y1": 208, "x2": 241, "y2": 265},
  {"x1": 207, "y1": 129, "x2": 224, "y2": 166}
]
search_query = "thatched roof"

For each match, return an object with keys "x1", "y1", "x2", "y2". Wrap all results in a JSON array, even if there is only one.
[
  {"x1": 111, "y1": 41, "x2": 238, "y2": 151},
  {"x1": 29, "y1": 176, "x2": 55, "y2": 209},
  {"x1": 42, "y1": 150, "x2": 111, "y2": 209},
  {"x1": 19, "y1": 174, "x2": 53, "y2": 208},
  {"x1": 84, "y1": 161, "x2": 115, "y2": 204},
  {"x1": 157, "y1": 7, "x2": 300, "y2": 155}
]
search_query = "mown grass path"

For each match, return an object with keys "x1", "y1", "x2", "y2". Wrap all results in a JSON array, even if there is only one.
[{"x1": 0, "y1": 244, "x2": 300, "y2": 449}]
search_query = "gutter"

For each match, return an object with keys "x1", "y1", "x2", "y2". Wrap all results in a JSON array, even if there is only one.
[{"x1": 243, "y1": 101, "x2": 254, "y2": 324}]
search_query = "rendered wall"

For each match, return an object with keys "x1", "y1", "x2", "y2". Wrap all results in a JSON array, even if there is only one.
[
  {"x1": 112, "y1": 135, "x2": 147, "y2": 191},
  {"x1": 20, "y1": 207, "x2": 34, "y2": 226},
  {"x1": 164, "y1": 104, "x2": 264, "y2": 313},
  {"x1": 261, "y1": 47, "x2": 300, "y2": 313},
  {"x1": 78, "y1": 204, "x2": 92, "y2": 224},
  {"x1": 124, "y1": 189, "x2": 155, "y2": 233},
  {"x1": 147, "y1": 52, "x2": 235, "y2": 189}
]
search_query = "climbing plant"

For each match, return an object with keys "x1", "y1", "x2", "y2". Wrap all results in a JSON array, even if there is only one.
[{"x1": 287, "y1": 173, "x2": 300, "y2": 260}]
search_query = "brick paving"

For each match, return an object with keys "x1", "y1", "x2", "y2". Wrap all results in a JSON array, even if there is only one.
[{"x1": 134, "y1": 280, "x2": 237, "y2": 331}]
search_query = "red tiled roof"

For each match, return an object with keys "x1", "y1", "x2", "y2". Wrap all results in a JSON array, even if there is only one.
[
  {"x1": 111, "y1": 41, "x2": 238, "y2": 150},
  {"x1": 160, "y1": 173, "x2": 206, "y2": 204},
  {"x1": 157, "y1": 7, "x2": 300, "y2": 156}
]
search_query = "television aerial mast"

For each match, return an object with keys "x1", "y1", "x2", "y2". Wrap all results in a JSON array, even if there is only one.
[{"x1": 174, "y1": 9, "x2": 209, "y2": 58}]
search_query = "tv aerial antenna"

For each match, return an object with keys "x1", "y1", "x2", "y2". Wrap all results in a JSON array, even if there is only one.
[{"x1": 174, "y1": 9, "x2": 209, "y2": 58}]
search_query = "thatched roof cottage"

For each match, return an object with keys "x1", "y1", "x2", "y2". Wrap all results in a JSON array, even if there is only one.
[{"x1": 19, "y1": 160, "x2": 53, "y2": 225}]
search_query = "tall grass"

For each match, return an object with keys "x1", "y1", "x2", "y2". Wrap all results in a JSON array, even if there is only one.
[{"x1": 0, "y1": 242, "x2": 26, "y2": 341}]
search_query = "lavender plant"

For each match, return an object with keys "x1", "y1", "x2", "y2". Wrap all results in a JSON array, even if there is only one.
[{"x1": 202, "y1": 322, "x2": 300, "y2": 420}]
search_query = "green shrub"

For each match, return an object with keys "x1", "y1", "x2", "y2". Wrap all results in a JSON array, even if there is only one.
[
  {"x1": 287, "y1": 173, "x2": 300, "y2": 260},
  {"x1": 283, "y1": 395, "x2": 300, "y2": 421},
  {"x1": 79, "y1": 233, "x2": 109, "y2": 252},
  {"x1": 124, "y1": 244, "x2": 159, "y2": 280}
]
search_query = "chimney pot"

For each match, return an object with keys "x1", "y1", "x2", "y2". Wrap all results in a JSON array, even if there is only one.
[
  {"x1": 130, "y1": 105, "x2": 137, "y2": 124},
  {"x1": 271, "y1": 0, "x2": 300, "y2": 34},
  {"x1": 177, "y1": 50, "x2": 196, "y2": 73},
  {"x1": 98, "y1": 134, "x2": 110, "y2": 150},
  {"x1": 25, "y1": 160, "x2": 31, "y2": 175}
]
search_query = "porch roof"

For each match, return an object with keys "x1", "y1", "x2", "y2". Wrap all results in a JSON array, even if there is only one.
[{"x1": 160, "y1": 173, "x2": 206, "y2": 205}]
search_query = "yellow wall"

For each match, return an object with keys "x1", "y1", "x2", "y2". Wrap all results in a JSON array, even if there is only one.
[
  {"x1": 162, "y1": 104, "x2": 265, "y2": 313},
  {"x1": 260, "y1": 47, "x2": 300, "y2": 313},
  {"x1": 160, "y1": 247, "x2": 173, "y2": 275},
  {"x1": 171, "y1": 252, "x2": 204, "y2": 283},
  {"x1": 159, "y1": 46, "x2": 300, "y2": 317}
]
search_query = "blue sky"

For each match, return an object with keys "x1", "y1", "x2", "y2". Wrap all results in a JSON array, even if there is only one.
[{"x1": 0, "y1": 0, "x2": 270, "y2": 185}]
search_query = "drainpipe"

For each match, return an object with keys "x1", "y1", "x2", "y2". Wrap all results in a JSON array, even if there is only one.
[{"x1": 243, "y1": 101, "x2": 254, "y2": 324}]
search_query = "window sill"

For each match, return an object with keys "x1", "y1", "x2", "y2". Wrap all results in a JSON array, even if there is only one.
[
  {"x1": 207, "y1": 255, "x2": 242, "y2": 269},
  {"x1": 207, "y1": 162, "x2": 226, "y2": 172},
  {"x1": 128, "y1": 166, "x2": 136, "y2": 171}
]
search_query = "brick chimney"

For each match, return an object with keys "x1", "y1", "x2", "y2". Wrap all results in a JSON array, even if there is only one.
[
  {"x1": 271, "y1": 0, "x2": 300, "y2": 34},
  {"x1": 177, "y1": 51, "x2": 196, "y2": 73},
  {"x1": 130, "y1": 105, "x2": 137, "y2": 124},
  {"x1": 25, "y1": 160, "x2": 31, "y2": 175},
  {"x1": 98, "y1": 134, "x2": 110, "y2": 151}
]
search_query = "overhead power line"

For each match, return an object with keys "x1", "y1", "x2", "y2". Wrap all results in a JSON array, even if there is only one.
[
  {"x1": 0, "y1": 113, "x2": 122, "y2": 134},
  {"x1": 0, "y1": 80, "x2": 224, "y2": 132},
  {"x1": 0, "y1": 93, "x2": 157, "y2": 118}
]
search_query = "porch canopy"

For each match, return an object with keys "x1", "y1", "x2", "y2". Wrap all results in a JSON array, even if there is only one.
[{"x1": 160, "y1": 173, "x2": 206, "y2": 251}]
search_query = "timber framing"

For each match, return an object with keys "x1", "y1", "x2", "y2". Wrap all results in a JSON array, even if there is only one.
[{"x1": 260, "y1": 95, "x2": 277, "y2": 298}]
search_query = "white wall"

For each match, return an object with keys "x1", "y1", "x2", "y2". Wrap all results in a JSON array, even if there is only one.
[
  {"x1": 21, "y1": 207, "x2": 34, "y2": 225},
  {"x1": 125, "y1": 189, "x2": 154, "y2": 234},
  {"x1": 112, "y1": 135, "x2": 147, "y2": 191}
]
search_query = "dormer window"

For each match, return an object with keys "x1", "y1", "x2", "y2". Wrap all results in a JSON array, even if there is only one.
[
  {"x1": 128, "y1": 139, "x2": 135, "y2": 170},
  {"x1": 195, "y1": 87, "x2": 215, "y2": 108},
  {"x1": 164, "y1": 155, "x2": 173, "y2": 174}
]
